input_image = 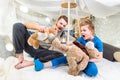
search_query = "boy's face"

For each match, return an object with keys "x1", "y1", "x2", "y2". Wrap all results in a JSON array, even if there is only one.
[
  {"x1": 55, "y1": 18, "x2": 67, "y2": 32},
  {"x1": 80, "y1": 25, "x2": 93, "y2": 40}
]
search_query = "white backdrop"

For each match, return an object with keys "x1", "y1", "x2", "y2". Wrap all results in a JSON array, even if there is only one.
[
  {"x1": 0, "y1": 0, "x2": 120, "y2": 47},
  {"x1": 94, "y1": 15, "x2": 120, "y2": 48},
  {"x1": 0, "y1": 0, "x2": 17, "y2": 38}
]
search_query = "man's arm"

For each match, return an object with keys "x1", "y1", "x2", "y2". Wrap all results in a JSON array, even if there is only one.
[{"x1": 24, "y1": 22, "x2": 45, "y2": 32}]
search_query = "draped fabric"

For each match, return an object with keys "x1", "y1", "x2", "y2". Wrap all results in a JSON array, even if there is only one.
[
  {"x1": 0, "y1": 0, "x2": 120, "y2": 47},
  {"x1": 78, "y1": 0, "x2": 120, "y2": 18},
  {"x1": 0, "y1": 0, "x2": 17, "y2": 36}
]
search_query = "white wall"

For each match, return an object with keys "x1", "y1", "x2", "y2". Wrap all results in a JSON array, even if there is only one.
[
  {"x1": 94, "y1": 14, "x2": 120, "y2": 48},
  {"x1": 0, "y1": 0, "x2": 120, "y2": 48},
  {"x1": 0, "y1": 0, "x2": 17, "y2": 38}
]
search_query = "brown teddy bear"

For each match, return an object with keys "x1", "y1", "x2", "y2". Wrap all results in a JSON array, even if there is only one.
[
  {"x1": 51, "y1": 39, "x2": 101, "y2": 76},
  {"x1": 27, "y1": 26, "x2": 58, "y2": 49},
  {"x1": 27, "y1": 27, "x2": 100, "y2": 76},
  {"x1": 51, "y1": 38, "x2": 89, "y2": 76}
]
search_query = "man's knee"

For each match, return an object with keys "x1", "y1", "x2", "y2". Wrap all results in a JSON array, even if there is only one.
[{"x1": 13, "y1": 23, "x2": 24, "y2": 30}]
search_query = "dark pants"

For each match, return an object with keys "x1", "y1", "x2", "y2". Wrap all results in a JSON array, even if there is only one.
[{"x1": 12, "y1": 23, "x2": 64, "y2": 62}]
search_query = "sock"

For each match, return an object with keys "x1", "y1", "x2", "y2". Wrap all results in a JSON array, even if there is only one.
[
  {"x1": 51, "y1": 56, "x2": 67, "y2": 68},
  {"x1": 34, "y1": 59, "x2": 44, "y2": 71}
]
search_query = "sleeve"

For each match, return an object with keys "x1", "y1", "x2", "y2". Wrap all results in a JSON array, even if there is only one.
[
  {"x1": 95, "y1": 40, "x2": 103, "y2": 52},
  {"x1": 77, "y1": 37, "x2": 82, "y2": 43}
]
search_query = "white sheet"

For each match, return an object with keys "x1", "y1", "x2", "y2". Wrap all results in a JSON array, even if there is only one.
[{"x1": 0, "y1": 54, "x2": 120, "y2": 80}]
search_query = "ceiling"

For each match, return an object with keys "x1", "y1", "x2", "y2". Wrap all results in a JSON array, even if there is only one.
[
  {"x1": 15, "y1": 0, "x2": 66, "y2": 19},
  {"x1": 15, "y1": 0, "x2": 90, "y2": 18},
  {"x1": 14, "y1": 0, "x2": 120, "y2": 24}
]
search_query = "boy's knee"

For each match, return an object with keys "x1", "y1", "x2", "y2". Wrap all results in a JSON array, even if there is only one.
[
  {"x1": 86, "y1": 68, "x2": 98, "y2": 76},
  {"x1": 83, "y1": 62, "x2": 98, "y2": 77}
]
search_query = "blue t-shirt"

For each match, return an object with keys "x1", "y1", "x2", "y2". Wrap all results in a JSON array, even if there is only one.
[{"x1": 77, "y1": 36, "x2": 103, "y2": 52}]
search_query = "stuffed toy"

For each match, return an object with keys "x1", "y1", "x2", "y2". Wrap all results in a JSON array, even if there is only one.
[
  {"x1": 52, "y1": 39, "x2": 101, "y2": 76},
  {"x1": 85, "y1": 41, "x2": 102, "y2": 59},
  {"x1": 51, "y1": 38, "x2": 89, "y2": 76},
  {"x1": 27, "y1": 26, "x2": 58, "y2": 49},
  {"x1": 73, "y1": 41, "x2": 101, "y2": 59}
]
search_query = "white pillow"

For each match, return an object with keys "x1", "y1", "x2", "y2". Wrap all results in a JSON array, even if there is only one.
[{"x1": 0, "y1": 35, "x2": 15, "y2": 59}]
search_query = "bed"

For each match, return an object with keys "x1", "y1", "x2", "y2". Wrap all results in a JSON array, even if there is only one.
[{"x1": 1, "y1": 44, "x2": 120, "y2": 80}]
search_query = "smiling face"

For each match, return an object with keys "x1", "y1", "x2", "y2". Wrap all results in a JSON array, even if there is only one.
[{"x1": 56, "y1": 18, "x2": 68, "y2": 32}]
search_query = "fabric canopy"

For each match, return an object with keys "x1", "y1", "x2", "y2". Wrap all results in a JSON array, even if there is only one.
[{"x1": 78, "y1": 0, "x2": 120, "y2": 18}]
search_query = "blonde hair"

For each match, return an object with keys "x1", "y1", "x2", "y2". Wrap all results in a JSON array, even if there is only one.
[{"x1": 80, "y1": 17, "x2": 95, "y2": 35}]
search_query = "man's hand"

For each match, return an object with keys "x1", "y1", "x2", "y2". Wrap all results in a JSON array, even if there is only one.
[{"x1": 39, "y1": 27, "x2": 45, "y2": 33}]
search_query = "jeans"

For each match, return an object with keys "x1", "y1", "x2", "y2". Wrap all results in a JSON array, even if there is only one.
[{"x1": 12, "y1": 23, "x2": 64, "y2": 62}]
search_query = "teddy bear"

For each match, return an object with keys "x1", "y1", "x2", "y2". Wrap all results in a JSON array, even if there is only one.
[
  {"x1": 51, "y1": 38, "x2": 101, "y2": 76},
  {"x1": 27, "y1": 26, "x2": 58, "y2": 49},
  {"x1": 51, "y1": 38, "x2": 89, "y2": 76},
  {"x1": 27, "y1": 26, "x2": 100, "y2": 76}
]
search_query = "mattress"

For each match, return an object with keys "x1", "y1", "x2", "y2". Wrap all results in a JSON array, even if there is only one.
[{"x1": 0, "y1": 53, "x2": 120, "y2": 80}]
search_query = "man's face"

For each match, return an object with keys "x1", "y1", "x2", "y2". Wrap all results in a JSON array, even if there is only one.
[{"x1": 56, "y1": 18, "x2": 67, "y2": 32}]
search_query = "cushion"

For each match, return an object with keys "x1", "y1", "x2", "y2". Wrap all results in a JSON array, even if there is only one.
[
  {"x1": 0, "y1": 35, "x2": 15, "y2": 59},
  {"x1": 113, "y1": 52, "x2": 120, "y2": 62},
  {"x1": 103, "y1": 42, "x2": 120, "y2": 61}
]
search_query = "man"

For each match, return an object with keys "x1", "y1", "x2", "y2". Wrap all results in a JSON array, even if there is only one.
[{"x1": 12, "y1": 15, "x2": 68, "y2": 69}]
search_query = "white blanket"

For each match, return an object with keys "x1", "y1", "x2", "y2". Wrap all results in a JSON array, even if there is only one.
[{"x1": 0, "y1": 55, "x2": 120, "y2": 80}]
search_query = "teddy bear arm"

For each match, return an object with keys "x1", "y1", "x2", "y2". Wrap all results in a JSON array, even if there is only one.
[
  {"x1": 52, "y1": 38, "x2": 69, "y2": 53},
  {"x1": 31, "y1": 31, "x2": 39, "y2": 38},
  {"x1": 32, "y1": 39, "x2": 40, "y2": 49},
  {"x1": 86, "y1": 48, "x2": 101, "y2": 59},
  {"x1": 67, "y1": 57, "x2": 77, "y2": 70},
  {"x1": 67, "y1": 57, "x2": 79, "y2": 76},
  {"x1": 77, "y1": 54, "x2": 89, "y2": 72},
  {"x1": 28, "y1": 31, "x2": 38, "y2": 45}
]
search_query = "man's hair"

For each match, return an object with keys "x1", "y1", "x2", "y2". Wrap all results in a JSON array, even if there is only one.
[{"x1": 57, "y1": 15, "x2": 68, "y2": 23}]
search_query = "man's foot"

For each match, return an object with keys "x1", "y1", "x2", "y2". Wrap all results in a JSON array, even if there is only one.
[
  {"x1": 34, "y1": 59, "x2": 44, "y2": 71},
  {"x1": 15, "y1": 63, "x2": 24, "y2": 69},
  {"x1": 15, "y1": 60, "x2": 34, "y2": 69}
]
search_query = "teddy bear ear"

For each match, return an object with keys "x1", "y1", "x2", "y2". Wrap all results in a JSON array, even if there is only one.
[{"x1": 113, "y1": 51, "x2": 120, "y2": 62}]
